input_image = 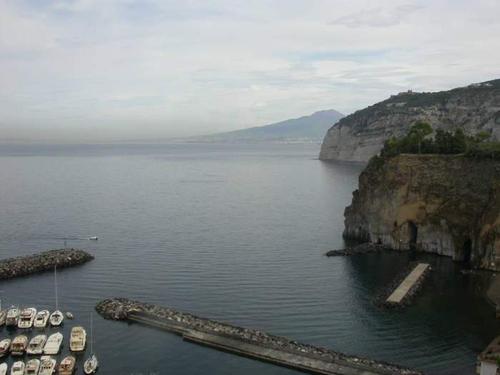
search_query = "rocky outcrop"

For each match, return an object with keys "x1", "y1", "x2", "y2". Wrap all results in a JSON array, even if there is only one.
[
  {"x1": 0, "y1": 249, "x2": 94, "y2": 280},
  {"x1": 320, "y1": 79, "x2": 500, "y2": 162},
  {"x1": 343, "y1": 155, "x2": 500, "y2": 271}
]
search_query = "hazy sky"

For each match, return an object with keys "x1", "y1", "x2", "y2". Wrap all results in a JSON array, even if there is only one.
[{"x1": 1, "y1": 0, "x2": 499, "y2": 142}]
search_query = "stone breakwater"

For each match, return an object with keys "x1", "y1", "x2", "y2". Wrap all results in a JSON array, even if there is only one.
[
  {"x1": 96, "y1": 298, "x2": 422, "y2": 375},
  {"x1": 0, "y1": 249, "x2": 94, "y2": 280},
  {"x1": 325, "y1": 243, "x2": 386, "y2": 257}
]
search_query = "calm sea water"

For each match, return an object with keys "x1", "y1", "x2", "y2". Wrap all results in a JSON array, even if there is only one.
[{"x1": 0, "y1": 143, "x2": 497, "y2": 375}]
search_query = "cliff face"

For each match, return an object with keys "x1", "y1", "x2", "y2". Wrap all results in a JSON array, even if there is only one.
[
  {"x1": 320, "y1": 79, "x2": 500, "y2": 162},
  {"x1": 344, "y1": 155, "x2": 500, "y2": 271}
]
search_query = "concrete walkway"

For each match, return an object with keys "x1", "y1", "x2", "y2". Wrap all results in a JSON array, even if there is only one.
[{"x1": 386, "y1": 263, "x2": 430, "y2": 304}]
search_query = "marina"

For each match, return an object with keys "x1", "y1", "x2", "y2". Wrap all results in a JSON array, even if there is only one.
[{"x1": 97, "y1": 298, "x2": 422, "y2": 375}]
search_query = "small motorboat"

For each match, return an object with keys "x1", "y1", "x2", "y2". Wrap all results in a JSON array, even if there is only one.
[
  {"x1": 49, "y1": 310, "x2": 64, "y2": 327},
  {"x1": 58, "y1": 356, "x2": 76, "y2": 375},
  {"x1": 70, "y1": 326, "x2": 86, "y2": 352},
  {"x1": 0, "y1": 363, "x2": 7, "y2": 375},
  {"x1": 9, "y1": 361, "x2": 24, "y2": 375},
  {"x1": 83, "y1": 354, "x2": 98, "y2": 374},
  {"x1": 43, "y1": 333, "x2": 63, "y2": 355},
  {"x1": 65, "y1": 312, "x2": 74, "y2": 320},
  {"x1": 5, "y1": 307, "x2": 19, "y2": 327},
  {"x1": 0, "y1": 311, "x2": 6, "y2": 326},
  {"x1": 34, "y1": 310, "x2": 50, "y2": 328},
  {"x1": 0, "y1": 338, "x2": 11, "y2": 358},
  {"x1": 24, "y1": 359, "x2": 40, "y2": 375},
  {"x1": 89, "y1": 236, "x2": 98, "y2": 240},
  {"x1": 10, "y1": 335, "x2": 28, "y2": 356},
  {"x1": 38, "y1": 356, "x2": 56, "y2": 375},
  {"x1": 17, "y1": 308, "x2": 36, "y2": 329},
  {"x1": 26, "y1": 335, "x2": 47, "y2": 355}
]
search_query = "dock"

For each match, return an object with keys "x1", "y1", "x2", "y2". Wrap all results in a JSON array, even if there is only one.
[
  {"x1": 96, "y1": 298, "x2": 422, "y2": 375},
  {"x1": 0, "y1": 249, "x2": 94, "y2": 280},
  {"x1": 386, "y1": 263, "x2": 430, "y2": 305}
]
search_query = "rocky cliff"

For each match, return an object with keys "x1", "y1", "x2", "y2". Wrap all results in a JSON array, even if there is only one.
[
  {"x1": 343, "y1": 154, "x2": 500, "y2": 271},
  {"x1": 320, "y1": 79, "x2": 500, "y2": 162}
]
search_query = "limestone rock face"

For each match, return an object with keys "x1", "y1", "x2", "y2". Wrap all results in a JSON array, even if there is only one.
[
  {"x1": 344, "y1": 155, "x2": 500, "y2": 270},
  {"x1": 320, "y1": 79, "x2": 500, "y2": 162}
]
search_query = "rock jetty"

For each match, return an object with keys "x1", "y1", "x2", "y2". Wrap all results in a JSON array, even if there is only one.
[
  {"x1": 0, "y1": 249, "x2": 94, "y2": 280},
  {"x1": 325, "y1": 242, "x2": 386, "y2": 257},
  {"x1": 96, "y1": 298, "x2": 422, "y2": 375}
]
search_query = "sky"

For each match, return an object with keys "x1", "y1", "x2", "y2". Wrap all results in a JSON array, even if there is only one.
[{"x1": 1, "y1": 0, "x2": 499, "y2": 143}]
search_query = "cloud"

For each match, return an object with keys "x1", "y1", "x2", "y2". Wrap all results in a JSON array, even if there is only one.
[{"x1": 0, "y1": 0, "x2": 499, "y2": 142}]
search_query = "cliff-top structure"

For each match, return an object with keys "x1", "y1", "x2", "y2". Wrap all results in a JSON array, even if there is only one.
[
  {"x1": 320, "y1": 79, "x2": 500, "y2": 162},
  {"x1": 343, "y1": 154, "x2": 500, "y2": 271}
]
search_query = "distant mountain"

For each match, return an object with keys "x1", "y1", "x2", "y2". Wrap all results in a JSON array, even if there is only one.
[{"x1": 191, "y1": 110, "x2": 344, "y2": 143}]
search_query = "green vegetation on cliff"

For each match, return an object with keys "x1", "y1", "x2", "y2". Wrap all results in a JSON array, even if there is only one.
[{"x1": 379, "y1": 122, "x2": 500, "y2": 160}]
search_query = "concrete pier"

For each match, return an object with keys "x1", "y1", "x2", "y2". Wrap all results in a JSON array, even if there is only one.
[
  {"x1": 0, "y1": 249, "x2": 94, "y2": 280},
  {"x1": 386, "y1": 263, "x2": 430, "y2": 305},
  {"x1": 96, "y1": 298, "x2": 422, "y2": 375}
]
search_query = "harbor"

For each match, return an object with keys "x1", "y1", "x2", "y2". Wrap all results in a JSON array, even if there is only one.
[
  {"x1": 0, "y1": 249, "x2": 93, "y2": 281},
  {"x1": 96, "y1": 298, "x2": 422, "y2": 375}
]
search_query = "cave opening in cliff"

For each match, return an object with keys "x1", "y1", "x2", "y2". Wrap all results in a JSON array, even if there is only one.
[
  {"x1": 463, "y1": 238, "x2": 472, "y2": 265},
  {"x1": 408, "y1": 221, "x2": 418, "y2": 251}
]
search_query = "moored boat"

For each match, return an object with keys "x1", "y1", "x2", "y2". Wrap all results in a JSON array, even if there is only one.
[
  {"x1": 24, "y1": 359, "x2": 40, "y2": 375},
  {"x1": 9, "y1": 361, "x2": 24, "y2": 375},
  {"x1": 0, "y1": 311, "x2": 6, "y2": 327},
  {"x1": 0, "y1": 339, "x2": 11, "y2": 358},
  {"x1": 26, "y1": 335, "x2": 47, "y2": 355},
  {"x1": 33, "y1": 310, "x2": 49, "y2": 328},
  {"x1": 17, "y1": 308, "x2": 36, "y2": 329},
  {"x1": 0, "y1": 363, "x2": 7, "y2": 375},
  {"x1": 38, "y1": 356, "x2": 56, "y2": 375},
  {"x1": 57, "y1": 356, "x2": 76, "y2": 375},
  {"x1": 50, "y1": 266, "x2": 64, "y2": 327},
  {"x1": 83, "y1": 313, "x2": 98, "y2": 374},
  {"x1": 69, "y1": 326, "x2": 86, "y2": 352},
  {"x1": 10, "y1": 335, "x2": 28, "y2": 356},
  {"x1": 5, "y1": 307, "x2": 19, "y2": 327},
  {"x1": 43, "y1": 333, "x2": 63, "y2": 355}
]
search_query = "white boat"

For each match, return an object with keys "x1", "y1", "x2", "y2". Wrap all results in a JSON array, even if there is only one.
[
  {"x1": 65, "y1": 312, "x2": 74, "y2": 320},
  {"x1": 50, "y1": 266, "x2": 64, "y2": 327},
  {"x1": 9, "y1": 361, "x2": 24, "y2": 375},
  {"x1": 83, "y1": 313, "x2": 98, "y2": 374},
  {"x1": 33, "y1": 310, "x2": 49, "y2": 328},
  {"x1": 10, "y1": 335, "x2": 28, "y2": 356},
  {"x1": 5, "y1": 307, "x2": 19, "y2": 327},
  {"x1": 38, "y1": 356, "x2": 56, "y2": 375},
  {"x1": 24, "y1": 359, "x2": 40, "y2": 375},
  {"x1": 0, "y1": 339, "x2": 11, "y2": 358},
  {"x1": 17, "y1": 308, "x2": 36, "y2": 329},
  {"x1": 89, "y1": 236, "x2": 98, "y2": 240},
  {"x1": 0, "y1": 363, "x2": 7, "y2": 375},
  {"x1": 57, "y1": 356, "x2": 76, "y2": 375},
  {"x1": 43, "y1": 333, "x2": 63, "y2": 355},
  {"x1": 0, "y1": 311, "x2": 5, "y2": 327},
  {"x1": 70, "y1": 326, "x2": 86, "y2": 352},
  {"x1": 26, "y1": 335, "x2": 47, "y2": 355}
]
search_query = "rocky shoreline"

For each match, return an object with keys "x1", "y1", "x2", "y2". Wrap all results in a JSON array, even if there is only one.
[
  {"x1": 325, "y1": 242, "x2": 387, "y2": 256},
  {"x1": 0, "y1": 249, "x2": 94, "y2": 280},
  {"x1": 96, "y1": 298, "x2": 422, "y2": 375}
]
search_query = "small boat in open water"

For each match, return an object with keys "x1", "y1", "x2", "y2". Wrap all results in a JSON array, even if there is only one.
[
  {"x1": 34, "y1": 310, "x2": 49, "y2": 328},
  {"x1": 10, "y1": 335, "x2": 28, "y2": 356},
  {"x1": 0, "y1": 363, "x2": 7, "y2": 375},
  {"x1": 38, "y1": 356, "x2": 56, "y2": 375},
  {"x1": 58, "y1": 356, "x2": 76, "y2": 375},
  {"x1": 70, "y1": 326, "x2": 86, "y2": 352},
  {"x1": 24, "y1": 359, "x2": 40, "y2": 375},
  {"x1": 5, "y1": 307, "x2": 19, "y2": 327},
  {"x1": 18, "y1": 308, "x2": 36, "y2": 329},
  {"x1": 9, "y1": 361, "x2": 24, "y2": 375},
  {"x1": 0, "y1": 339, "x2": 11, "y2": 358},
  {"x1": 43, "y1": 333, "x2": 63, "y2": 355},
  {"x1": 27, "y1": 335, "x2": 47, "y2": 355}
]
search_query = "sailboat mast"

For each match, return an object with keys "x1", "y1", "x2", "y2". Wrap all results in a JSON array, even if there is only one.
[
  {"x1": 90, "y1": 313, "x2": 93, "y2": 353},
  {"x1": 54, "y1": 265, "x2": 58, "y2": 310}
]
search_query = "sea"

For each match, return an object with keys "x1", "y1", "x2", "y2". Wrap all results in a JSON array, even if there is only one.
[{"x1": 0, "y1": 143, "x2": 497, "y2": 375}]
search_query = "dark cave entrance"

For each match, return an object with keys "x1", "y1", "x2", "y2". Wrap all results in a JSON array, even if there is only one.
[
  {"x1": 408, "y1": 221, "x2": 418, "y2": 251},
  {"x1": 463, "y1": 238, "x2": 472, "y2": 265}
]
